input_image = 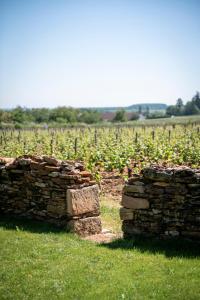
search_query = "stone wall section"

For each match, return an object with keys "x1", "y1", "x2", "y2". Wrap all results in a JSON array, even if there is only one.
[
  {"x1": 0, "y1": 155, "x2": 102, "y2": 236},
  {"x1": 121, "y1": 166, "x2": 200, "y2": 240}
]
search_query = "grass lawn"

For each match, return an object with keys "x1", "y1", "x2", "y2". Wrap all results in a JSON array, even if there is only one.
[
  {"x1": 0, "y1": 198, "x2": 200, "y2": 300},
  {"x1": 100, "y1": 197, "x2": 121, "y2": 234}
]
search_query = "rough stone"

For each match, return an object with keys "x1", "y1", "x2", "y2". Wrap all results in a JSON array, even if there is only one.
[
  {"x1": 80, "y1": 171, "x2": 92, "y2": 178},
  {"x1": 35, "y1": 182, "x2": 46, "y2": 188},
  {"x1": 30, "y1": 161, "x2": 47, "y2": 170},
  {"x1": 42, "y1": 156, "x2": 61, "y2": 166},
  {"x1": 44, "y1": 165, "x2": 60, "y2": 172},
  {"x1": 48, "y1": 172, "x2": 60, "y2": 177},
  {"x1": 47, "y1": 203, "x2": 66, "y2": 216},
  {"x1": 123, "y1": 185, "x2": 145, "y2": 194},
  {"x1": 67, "y1": 185, "x2": 99, "y2": 216},
  {"x1": 119, "y1": 207, "x2": 134, "y2": 220},
  {"x1": 0, "y1": 157, "x2": 15, "y2": 165},
  {"x1": 142, "y1": 167, "x2": 173, "y2": 182},
  {"x1": 131, "y1": 181, "x2": 144, "y2": 186},
  {"x1": 128, "y1": 176, "x2": 142, "y2": 185},
  {"x1": 153, "y1": 182, "x2": 170, "y2": 187},
  {"x1": 122, "y1": 195, "x2": 149, "y2": 209},
  {"x1": 152, "y1": 209, "x2": 161, "y2": 214},
  {"x1": 165, "y1": 230, "x2": 180, "y2": 237},
  {"x1": 67, "y1": 216, "x2": 102, "y2": 236}
]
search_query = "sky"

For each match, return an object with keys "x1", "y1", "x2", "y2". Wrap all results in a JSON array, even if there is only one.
[{"x1": 0, "y1": 0, "x2": 200, "y2": 108}]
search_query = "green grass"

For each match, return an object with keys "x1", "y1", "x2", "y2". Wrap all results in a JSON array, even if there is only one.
[
  {"x1": 100, "y1": 197, "x2": 121, "y2": 234},
  {"x1": 0, "y1": 209, "x2": 200, "y2": 300}
]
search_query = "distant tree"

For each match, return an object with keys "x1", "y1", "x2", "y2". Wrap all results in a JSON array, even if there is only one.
[
  {"x1": 0, "y1": 109, "x2": 12, "y2": 123},
  {"x1": 138, "y1": 105, "x2": 142, "y2": 114},
  {"x1": 130, "y1": 112, "x2": 139, "y2": 121},
  {"x1": 144, "y1": 106, "x2": 150, "y2": 117},
  {"x1": 191, "y1": 91, "x2": 200, "y2": 110},
  {"x1": 176, "y1": 98, "x2": 183, "y2": 109},
  {"x1": 166, "y1": 98, "x2": 184, "y2": 116},
  {"x1": 11, "y1": 106, "x2": 29, "y2": 123},
  {"x1": 184, "y1": 101, "x2": 200, "y2": 115},
  {"x1": 32, "y1": 108, "x2": 50, "y2": 123},
  {"x1": 112, "y1": 109, "x2": 127, "y2": 122},
  {"x1": 49, "y1": 107, "x2": 77, "y2": 123},
  {"x1": 176, "y1": 98, "x2": 184, "y2": 115},
  {"x1": 166, "y1": 105, "x2": 178, "y2": 116},
  {"x1": 78, "y1": 110, "x2": 102, "y2": 124}
]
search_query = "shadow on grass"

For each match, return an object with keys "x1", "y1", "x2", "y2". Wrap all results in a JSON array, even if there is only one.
[
  {"x1": 0, "y1": 215, "x2": 66, "y2": 234},
  {"x1": 98, "y1": 236, "x2": 200, "y2": 259},
  {"x1": 1, "y1": 216, "x2": 199, "y2": 258}
]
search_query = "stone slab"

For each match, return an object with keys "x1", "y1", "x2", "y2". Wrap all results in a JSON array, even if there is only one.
[
  {"x1": 43, "y1": 156, "x2": 61, "y2": 166},
  {"x1": 67, "y1": 185, "x2": 99, "y2": 216},
  {"x1": 67, "y1": 216, "x2": 102, "y2": 236},
  {"x1": 122, "y1": 194, "x2": 149, "y2": 209}
]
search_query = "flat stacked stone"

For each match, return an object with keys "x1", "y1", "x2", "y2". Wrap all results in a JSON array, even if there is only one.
[
  {"x1": 0, "y1": 155, "x2": 102, "y2": 236},
  {"x1": 120, "y1": 166, "x2": 200, "y2": 240}
]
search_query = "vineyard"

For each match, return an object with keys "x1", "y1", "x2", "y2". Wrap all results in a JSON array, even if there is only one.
[{"x1": 1, "y1": 122, "x2": 200, "y2": 176}]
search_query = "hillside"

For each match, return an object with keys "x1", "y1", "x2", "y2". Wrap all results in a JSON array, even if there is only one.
[
  {"x1": 127, "y1": 103, "x2": 167, "y2": 111},
  {"x1": 82, "y1": 103, "x2": 167, "y2": 112}
]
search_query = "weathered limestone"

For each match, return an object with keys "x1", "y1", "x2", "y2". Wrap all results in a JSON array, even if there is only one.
[
  {"x1": 66, "y1": 185, "x2": 100, "y2": 216},
  {"x1": 67, "y1": 216, "x2": 102, "y2": 236},
  {"x1": 121, "y1": 166, "x2": 200, "y2": 241},
  {"x1": 0, "y1": 155, "x2": 101, "y2": 236}
]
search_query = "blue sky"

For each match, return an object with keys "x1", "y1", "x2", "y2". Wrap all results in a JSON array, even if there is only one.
[{"x1": 0, "y1": 0, "x2": 200, "y2": 108}]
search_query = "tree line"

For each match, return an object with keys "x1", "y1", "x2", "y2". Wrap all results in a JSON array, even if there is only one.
[
  {"x1": 0, "y1": 107, "x2": 102, "y2": 126},
  {"x1": 0, "y1": 92, "x2": 199, "y2": 127},
  {"x1": 166, "y1": 92, "x2": 200, "y2": 116},
  {"x1": 0, "y1": 106, "x2": 140, "y2": 127}
]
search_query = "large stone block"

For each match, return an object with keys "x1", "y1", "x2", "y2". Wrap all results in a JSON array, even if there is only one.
[
  {"x1": 122, "y1": 194, "x2": 149, "y2": 209},
  {"x1": 142, "y1": 167, "x2": 172, "y2": 182},
  {"x1": 128, "y1": 175, "x2": 142, "y2": 185},
  {"x1": 67, "y1": 185, "x2": 100, "y2": 216},
  {"x1": 67, "y1": 216, "x2": 102, "y2": 236},
  {"x1": 43, "y1": 156, "x2": 61, "y2": 166}
]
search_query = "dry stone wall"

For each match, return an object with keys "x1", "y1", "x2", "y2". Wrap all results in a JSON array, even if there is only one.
[
  {"x1": 121, "y1": 166, "x2": 200, "y2": 240},
  {"x1": 0, "y1": 155, "x2": 102, "y2": 236}
]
